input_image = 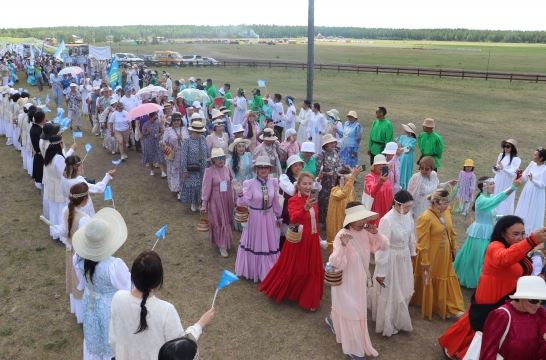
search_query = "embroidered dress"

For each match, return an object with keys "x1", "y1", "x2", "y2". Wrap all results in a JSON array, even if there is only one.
[
  {"x1": 180, "y1": 136, "x2": 209, "y2": 205},
  {"x1": 162, "y1": 127, "x2": 184, "y2": 192},
  {"x1": 407, "y1": 171, "x2": 440, "y2": 221},
  {"x1": 316, "y1": 149, "x2": 342, "y2": 223},
  {"x1": 340, "y1": 121, "x2": 362, "y2": 167}
]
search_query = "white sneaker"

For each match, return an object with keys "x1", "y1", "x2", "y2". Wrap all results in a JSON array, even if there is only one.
[
  {"x1": 219, "y1": 248, "x2": 229, "y2": 258},
  {"x1": 121, "y1": 153, "x2": 128, "y2": 160},
  {"x1": 150, "y1": 170, "x2": 154, "y2": 176},
  {"x1": 161, "y1": 171, "x2": 167, "y2": 178},
  {"x1": 111, "y1": 151, "x2": 116, "y2": 155},
  {"x1": 190, "y1": 203, "x2": 197, "y2": 212},
  {"x1": 320, "y1": 238, "x2": 328, "y2": 249}
]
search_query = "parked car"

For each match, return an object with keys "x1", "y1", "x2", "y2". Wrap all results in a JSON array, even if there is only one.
[
  {"x1": 142, "y1": 54, "x2": 156, "y2": 66},
  {"x1": 152, "y1": 51, "x2": 184, "y2": 66},
  {"x1": 202, "y1": 57, "x2": 220, "y2": 66},
  {"x1": 181, "y1": 55, "x2": 203, "y2": 66},
  {"x1": 114, "y1": 53, "x2": 144, "y2": 65}
]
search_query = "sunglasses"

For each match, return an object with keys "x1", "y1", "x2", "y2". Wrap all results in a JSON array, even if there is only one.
[
  {"x1": 503, "y1": 144, "x2": 512, "y2": 149},
  {"x1": 528, "y1": 299, "x2": 546, "y2": 305},
  {"x1": 214, "y1": 156, "x2": 226, "y2": 161}
]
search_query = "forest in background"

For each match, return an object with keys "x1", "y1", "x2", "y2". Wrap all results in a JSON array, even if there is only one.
[{"x1": 2, "y1": 25, "x2": 546, "y2": 44}]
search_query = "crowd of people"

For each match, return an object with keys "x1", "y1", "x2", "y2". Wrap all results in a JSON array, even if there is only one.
[{"x1": 2, "y1": 58, "x2": 546, "y2": 360}]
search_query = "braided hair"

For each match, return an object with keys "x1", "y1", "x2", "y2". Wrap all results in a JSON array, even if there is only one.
[
  {"x1": 131, "y1": 251, "x2": 164, "y2": 334},
  {"x1": 67, "y1": 182, "x2": 89, "y2": 238}
]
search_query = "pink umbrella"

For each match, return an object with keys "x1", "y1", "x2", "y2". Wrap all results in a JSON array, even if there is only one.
[{"x1": 127, "y1": 103, "x2": 162, "y2": 120}]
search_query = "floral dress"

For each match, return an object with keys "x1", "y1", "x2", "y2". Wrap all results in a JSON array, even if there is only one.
[
  {"x1": 142, "y1": 120, "x2": 164, "y2": 164},
  {"x1": 162, "y1": 127, "x2": 184, "y2": 192},
  {"x1": 316, "y1": 149, "x2": 342, "y2": 223},
  {"x1": 180, "y1": 136, "x2": 209, "y2": 204}
]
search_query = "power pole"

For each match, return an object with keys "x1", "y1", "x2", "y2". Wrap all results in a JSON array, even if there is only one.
[{"x1": 307, "y1": 0, "x2": 315, "y2": 103}]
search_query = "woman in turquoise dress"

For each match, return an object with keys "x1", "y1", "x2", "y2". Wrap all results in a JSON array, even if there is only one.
[
  {"x1": 27, "y1": 64, "x2": 36, "y2": 86},
  {"x1": 453, "y1": 176, "x2": 519, "y2": 288},
  {"x1": 398, "y1": 123, "x2": 417, "y2": 190}
]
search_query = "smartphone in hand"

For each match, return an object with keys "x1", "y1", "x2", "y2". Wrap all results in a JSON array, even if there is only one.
[
  {"x1": 360, "y1": 164, "x2": 366, "y2": 171},
  {"x1": 516, "y1": 169, "x2": 523, "y2": 180},
  {"x1": 381, "y1": 166, "x2": 389, "y2": 177}
]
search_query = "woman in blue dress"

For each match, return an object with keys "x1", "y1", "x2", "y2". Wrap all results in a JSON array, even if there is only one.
[
  {"x1": 339, "y1": 110, "x2": 362, "y2": 168},
  {"x1": 27, "y1": 64, "x2": 36, "y2": 85},
  {"x1": 453, "y1": 176, "x2": 520, "y2": 288},
  {"x1": 398, "y1": 123, "x2": 417, "y2": 190}
]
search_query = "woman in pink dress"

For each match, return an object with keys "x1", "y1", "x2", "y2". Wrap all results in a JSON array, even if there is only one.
[
  {"x1": 364, "y1": 154, "x2": 393, "y2": 224},
  {"x1": 201, "y1": 148, "x2": 234, "y2": 258},
  {"x1": 205, "y1": 119, "x2": 229, "y2": 155},
  {"x1": 234, "y1": 156, "x2": 282, "y2": 282},
  {"x1": 326, "y1": 202, "x2": 388, "y2": 360}
]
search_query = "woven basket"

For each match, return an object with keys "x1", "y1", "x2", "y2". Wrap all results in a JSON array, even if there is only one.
[
  {"x1": 234, "y1": 206, "x2": 249, "y2": 223},
  {"x1": 285, "y1": 224, "x2": 302, "y2": 243},
  {"x1": 196, "y1": 216, "x2": 209, "y2": 232},
  {"x1": 324, "y1": 268, "x2": 343, "y2": 286}
]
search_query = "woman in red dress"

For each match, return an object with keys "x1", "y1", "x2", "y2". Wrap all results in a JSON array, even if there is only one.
[
  {"x1": 259, "y1": 171, "x2": 324, "y2": 311},
  {"x1": 439, "y1": 216, "x2": 546, "y2": 359}
]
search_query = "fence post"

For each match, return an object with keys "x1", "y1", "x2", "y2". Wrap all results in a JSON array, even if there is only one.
[
  {"x1": 486, "y1": 72, "x2": 488, "y2": 80},
  {"x1": 462, "y1": 70, "x2": 464, "y2": 79},
  {"x1": 510, "y1": 74, "x2": 513, "y2": 83},
  {"x1": 439, "y1": 70, "x2": 442, "y2": 78},
  {"x1": 537, "y1": 75, "x2": 539, "y2": 83},
  {"x1": 376, "y1": 66, "x2": 379, "y2": 74},
  {"x1": 417, "y1": 69, "x2": 420, "y2": 76},
  {"x1": 269, "y1": 62, "x2": 271, "y2": 69},
  {"x1": 397, "y1": 68, "x2": 400, "y2": 76}
]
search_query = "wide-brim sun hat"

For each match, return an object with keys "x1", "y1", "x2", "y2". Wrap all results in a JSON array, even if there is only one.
[
  {"x1": 505, "y1": 138, "x2": 518, "y2": 147},
  {"x1": 188, "y1": 121, "x2": 206, "y2": 133},
  {"x1": 72, "y1": 207, "x2": 127, "y2": 262},
  {"x1": 211, "y1": 108, "x2": 223, "y2": 119},
  {"x1": 286, "y1": 154, "x2": 304, "y2": 170},
  {"x1": 346, "y1": 110, "x2": 358, "y2": 119},
  {"x1": 228, "y1": 137, "x2": 251, "y2": 153},
  {"x1": 463, "y1": 159, "x2": 475, "y2": 167},
  {"x1": 342, "y1": 204, "x2": 378, "y2": 228},
  {"x1": 509, "y1": 276, "x2": 546, "y2": 300},
  {"x1": 301, "y1": 141, "x2": 315, "y2": 153},
  {"x1": 253, "y1": 155, "x2": 274, "y2": 169},
  {"x1": 382, "y1": 141, "x2": 398, "y2": 155},
  {"x1": 232, "y1": 123, "x2": 244, "y2": 134},
  {"x1": 190, "y1": 112, "x2": 203, "y2": 121},
  {"x1": 401, "y1": 122, "x2": 417, "y2": 134},
  {"x1": 210, "y1": 147, "x2": 225, "y2": 160},
  {"x1": 322, "y1": 133, "x2": 337, "y2": 147},
  {"x1": 372, "y1": 154, "x2": 388, "y2": 166},
  {"x1": 259, "y1": 129, "x2": 278, "y2": 142},
  {"x1": 422, "y1": 118, "x2": 435, "y2": 128},
  {"x1": 326, "y1": 109, "x2": 340, "y2": 121}
]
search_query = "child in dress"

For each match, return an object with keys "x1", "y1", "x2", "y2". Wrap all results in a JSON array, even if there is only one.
[{"x1": 454, "y1": 159, "x2": 477, "y2": 218}]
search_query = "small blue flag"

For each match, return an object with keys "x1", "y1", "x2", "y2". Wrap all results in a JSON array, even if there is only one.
[
  {"x1": 61, "y1": 117, "x2": 71, "y2": 128},
  {"x1": 72, "y1": 131, "x2": 83, "y2": 138},
  {"x1": 56, "y1": 107, "x2": 64, "y2": 117},
  {"x1": 43, "y1": 106, "x2": 51, "y2": 113},
  {"x1": 84, "y1": 143, "x2": 92, "y2": 153},
  {"x1": 155, "y1": 225, "x2": 168, "y2": 240},
  {"x1": 36, "y1": 97, "x2": 42, "y2": 106},
  {"x1": 217, "y1": 270, "x2": 239, "y2": 290},
  {"x1": 104, "y1": 185, "x2": 113, "y2": 201},
  {"x1": 112, "y1": 159, "x2": 122, "y2": 166},
  {"x1": 257, "y1": 79, "x2": 266, "y2": 88},
  {"x1": 45, "y1": 94, "x2": 50, "y2": 104}
]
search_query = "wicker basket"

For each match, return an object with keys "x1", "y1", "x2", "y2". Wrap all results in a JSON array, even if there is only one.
[
  {"x1": 234, "y1": 206, "x2": 249, "y2": 223},
  {"x1": 196, "y1": 216, "x2": 209, "y2": 232},
  {"x1": 324, "y1": 263, "x2": 343, "y2": 286},
  {"x1": 285, "y1": 224, "x2": 303, "y2": 243}
]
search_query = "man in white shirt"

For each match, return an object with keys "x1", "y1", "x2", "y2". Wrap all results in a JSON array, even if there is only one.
[
  {"x1": 108, "y1": 100, "x2": 130, "y2": 160},
  {"x1": 310, "y1": 102, "x2": 327, "y2": 153},
  {"x1": 272, "y1": 93, "x2": 285, "y2": 140},
  {"x1": 164, "y1": 73, "x2": 173, "y2": 97}
]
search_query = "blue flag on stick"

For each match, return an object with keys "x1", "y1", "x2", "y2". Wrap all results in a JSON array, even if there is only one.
[
  {"x1": 217, "y1": 270, "x2": 239, "y2": 290},
  {"x1": 84, "y1": 144, "x2": 93, "y2": 153},
  {"x1": 104, "y1": 185, "x2": 113, "y2": 201},
  {"x1": 155, "y1": 225, "x2": 168, "y2": 239},
  {"x1": 72, "y1": 131, "x2": 83, "y2": 139},
  {"x1": 257, "y1": 79, "x2": 266, "y2": 88}
]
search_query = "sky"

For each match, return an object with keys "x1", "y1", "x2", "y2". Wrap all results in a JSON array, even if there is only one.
[{"x1": 2, "y1": 0, "x2": 545, "y2": 31}]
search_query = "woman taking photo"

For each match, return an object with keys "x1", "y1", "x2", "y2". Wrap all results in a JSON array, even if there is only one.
[
  {"x1": 161, "y1": 112, "x2": 184, "y2": 194},
  {"x1": 180, "y1": 121, "x2": 209, "y2": 212},
  {"x1": 234, "y1": 156, "x2": 282, "y2": 282},
  {"x1": 492, "y1": 139, "x2": 521, "y2": 216},
  {"x1": 109, "y1": 251, "x2": 215, "y2": 360},
  {"x1": 515, "y1": 147, "x2": 546, "y2": 235},
  {"x1": 371, "y1": 190, "x2": 416, "y2": 337},
  {"x1": 201, "y1": 148, "x2": 234, "y2": 258},
  {"x1": 364, "y1": 154, "x2": 393, "y2": 224},
  {"x1": 259, "y1": 171, "x2": 324, "y2": 311},
  {"x1": 411, "y1": 188, "x2": 465, "y2": 320},
  {"x1": 454, "y1": 176, "x2": 520, "y2": 289},
  {"x1": 326, "y1": 202, "x2": 388, "y2": 359},
  {"x1": 439, "y1": 216, "x2": 546, "y2": 359},
  {"x1": 316, "y1": 133, "x2": 342, "y2": 223}
]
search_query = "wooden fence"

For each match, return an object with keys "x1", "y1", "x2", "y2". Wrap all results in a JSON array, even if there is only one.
[{"x1": 215, "y1": 59, "x2": 546, "y2": 83}]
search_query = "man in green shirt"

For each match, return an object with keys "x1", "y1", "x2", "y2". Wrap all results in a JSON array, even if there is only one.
[
  {"x1": 223, "y1": 83, "x2": 233, "y2": 112},
  {"x1": 205, "y1": 78, "x2": 218, "y2": 100},
  {"x1": 417, "y1": 118, "x2": 445, "y2": 170},
  {"x1": 368, "y1": 106, "x2": 394, "y2": 164}
]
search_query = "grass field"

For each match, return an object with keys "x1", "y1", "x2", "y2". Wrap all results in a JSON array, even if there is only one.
[{"x1": 1, "y1": 41, "x2": 545, "y2": 359}]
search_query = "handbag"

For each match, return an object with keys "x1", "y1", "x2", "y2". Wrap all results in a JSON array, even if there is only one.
[
  {"x1": 463, "y1": 306, "x2": 511, "y2": 360},
  {"x1": 162, "y1": 145, "x2": 175, "y2": 161},
  {"x1": 469, "y1": 292, "x2": 510, "y2": 331}
]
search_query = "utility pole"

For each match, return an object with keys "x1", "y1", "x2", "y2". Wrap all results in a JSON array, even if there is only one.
[{"x1": 307, "y1": 0, "x2": 315, "y2": 103}]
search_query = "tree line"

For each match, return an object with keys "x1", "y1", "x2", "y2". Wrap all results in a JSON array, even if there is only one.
[{"x1": 2, "y1": 25, "x2": 546, "y2": 44}]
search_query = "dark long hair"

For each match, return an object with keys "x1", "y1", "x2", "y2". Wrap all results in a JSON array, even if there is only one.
[
  {"x1": 231, "y1": 150, "x2": 241, "y2": 175},
  {"x1": 44, "y1": 135, "x2": 64, "y2": 166},
  {"x1": 67, "y1": 182, "x2": 89, "y2": 237},
  {"x1": 84, "y1": 259, "x2": 98, "y2": 284},
  {"x1": 33, "y1": 109, "x2": 46, "y2": 124},
  {"x1": 26, "y1": 105, "x2": 37, "y2": 123},
  {"x1": 393, "y1": 190, "x2": 414, "y2": 205},
  {"x1": 158, "y1": 336, "x2": 198, "y2": 360},
  {"x1": 472, "y1": 176, "x2": 490, "y2": 211},
  {"x1": 131, "y1": 251, "x2": 164, "y2": 334},
  {"x1": 64, "y1": 155, "x2": 82, "y2": 179},
  {"x1": 246, "y1": 115, "x2": 254, "y2": 139},
  {"x1": 500, "y1": 140, "x2": 517, "y2": 165},
  {"x1": 490, "y1": 215, "x2": 532, "y2": 276}
]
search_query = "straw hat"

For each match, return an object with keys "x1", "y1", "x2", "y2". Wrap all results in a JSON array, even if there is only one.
[
  {"x1": 463, "y1": 159, "x2": 475, "y2": 167},
  {"x1": 372, "y1": 154, "x2": 388, "y2": 166},
  {"x1": 346, "y1": 110, "x2": 358, "y2": 119},
  {"x1": 253, "y1": 155, "x2": 273, "y2": 169},
  {"x1": 211, "y1": 108, "x2": 223, "y2": 119},
  {"x1": 342, "y1": 204, "x2": 378, "y2": 228},
  {"x1": 505, "y1": 138, "x2": 518, "y2": 147},
  {"x1": 228, "y1": 137, "x2": 251, "y2": 152},
  {"x1": 401, "y1": 122, "x2": 417, "y2": 134},
  {"x1": 326, "y1": 109, "x2": 340, "y2": 121},
  {"x1": 259, "y1": 128, "x2": 278, "y2": 142},
  {"x1": 422, "y1": 118, "x2": 435, "y2": 128},
  {"x1": 322, "y1": 133, "x2": 338, "y2": 148},
  {"x1": 190, "y1": 112, "x2": 203, "y2": 121},
  {"x1": 382, "y1": 141, "x2": 398, "y2": 155},
  {"x1": 210, "y1": 147, "x2": 226, "y2": 160},
  {"x1": 509, "y1": 276, "x2": 546, "y2": 300},
  {"x1": 286, "y1": 154, "x2": 304, "y2": 170},
  {"x1": 188, "y1": 121, "x2": 206, "y2": 133},
  {"x1": 212, "y1": 119, "x2": 225, "y2": 127},
  {"x1": 301, "y1": 141, "x2": 315, "y2": 153},
  {"x1": 72, "y1": 208, "x2": 127, "y2": 262}
]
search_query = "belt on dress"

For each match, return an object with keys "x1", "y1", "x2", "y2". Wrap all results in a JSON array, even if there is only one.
[{"x1": 249, "y1": 205, "x2": 272, "y2": 211}]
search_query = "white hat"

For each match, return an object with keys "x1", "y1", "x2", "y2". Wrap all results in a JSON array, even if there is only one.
[
  {"x1": 301, "y1": 141, "x2": 315, "y2": 153},
  {"x1": 190, "y1": 112, "x2": 203, "y2": 121},
  {"x1": 232, "y1": 123, "x2": 244, "y2": 134},
  {"x1": 69, "y1": 83, "x2": 78, "y2": 87},
  {"x1": 192, "y1": 100, "x2": 202, "y2": 109},
  {"x1": 382, "y1": 142, "x2": 398, "y2": 155},
  {"x1": 211, "y1": 108, "x2": 223, "y2": 119},
  {"x1": 189, "y1": 76, "x2": 196, "y2": 82},
  {"x1": 285, "y1": 128, "x2": 297, "y2": 139},
  {"x1": 228, "y1": 137, "x2": 251, "y2": 152},
  {"x1": 510, "y1": 276, "x2": 546, "y2": 300},
  {"x1": 286, "y1": 154, "x2": 304, "y2": 170},
  {"x1": 342, "y1": 204, "x2": 378, "y2": 228},
  {"x1": 23, "y1": 103, "x2": 33, "y2": 110},
  {"x1": 326, "y1": 109, "x2": 340, "y2": 121},
  {"x1": 401, "y1": 122, "x2": 417, "y2": 134},
  {"x1": 115, "y1": 85, "x2": 122, "y2": 91},
  {"x1": 188, "y1": 120, "x2": 206, "y2": 133},
  {"x1": 259, "y1": 128, "x2": 278, "y2": 142},
  {"x1": 72, "y1": 208, "x2": 127, "y2": 262},
  {"x1": 210, "y1": 147, "x2": 226, "y2": 160},
  {"x1": 253, "y1": 155, "x2": 273, "y2": 169},
  {"x1": 372, "y1": 154, "x2": 388, "y2": 166}
]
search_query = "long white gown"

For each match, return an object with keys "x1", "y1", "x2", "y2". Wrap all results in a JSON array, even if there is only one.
[
  {"x1": 296, "y1": 107, "x2": 312, "y2": 145},
  {"x1": 407, "y1": 171, "x2": 440, "y2": 221},
  {"x1": 371, "y1": 208, "x2": 416, "y2": 336},
  {"x1": 514, "y1": 161, "x2": 546, "y2": 234},
  {"x1": 61, "y1": 174, "x2": 112, "y2": 216},
  {"x1": 492, "y1": 152, "x2": 521, "y2": 216}
]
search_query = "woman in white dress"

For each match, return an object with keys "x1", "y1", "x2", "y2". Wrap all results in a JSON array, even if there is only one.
[
  {"x1": 515, "y1": 147, "x2": 546, "y2": 235},
  {"x1": 232, "y1": 88, "x2": 247, "y2": 126},
  {"x1": 492, "y1": 139, "x2": 521, "y2": 215},
  {"x1": 61, "y1": 155, "x2": 115, "y2": 216},
  {"x1": 407, "y1": 156, "x2": 456, "y2": 221},
  {"x1": 296, "y1": 100, "x2": 312, "y2": 145},
  {"x1": 109, "y1": 251, "x2": 215, "y2": 360},
  {"x1": 371, "y1": 190, "x2": 416, "y2": 337},
  {"x1": 283, "y1": 96, "x2": 297, "y2": 141},
  {"x1": 44, "y1": 134, "x2": 69, "y2": 240}
]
